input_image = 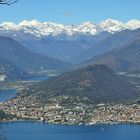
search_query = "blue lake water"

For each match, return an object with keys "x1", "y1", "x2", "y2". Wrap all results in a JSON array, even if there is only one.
[
  {"x1": 0, "y1": 89, "x2": 17, "y2": 102},
  {"x1": 24, "y1": 75, "x2": 49, "y2": 81},
  {"x1": 0, "y1": 75, "x2": 49, "y2": 102},
  {"x1": 0, "y1": 122, "x2": 140, "y2": 140}
]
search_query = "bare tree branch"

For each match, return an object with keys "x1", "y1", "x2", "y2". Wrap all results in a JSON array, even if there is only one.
[{"x1": 0, "y1": 0, "x2": 18, "y2": 5}]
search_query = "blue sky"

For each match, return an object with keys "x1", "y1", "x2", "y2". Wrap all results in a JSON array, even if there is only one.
[{"x1": 0, "y1": 0, "x2": 140, "y2": 24}]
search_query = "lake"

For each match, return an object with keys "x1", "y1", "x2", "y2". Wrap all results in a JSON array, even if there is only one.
[
  {"x1": 0, "y1": 89, "x2": 17, "y2": 102},
  {"x1": 0, "y1": 122, "x2": 140, "y2": 140},
  {"x1": 24, "y1": 75, "x2": 49, "y2": 81},
  {"x1": 0, "y1": 75, "x2": 49, "y2": 102}
]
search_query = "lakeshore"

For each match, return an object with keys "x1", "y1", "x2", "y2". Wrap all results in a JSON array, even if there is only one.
[{"x1": 1, "y1": 98, "x2": 140, "y2": 125}]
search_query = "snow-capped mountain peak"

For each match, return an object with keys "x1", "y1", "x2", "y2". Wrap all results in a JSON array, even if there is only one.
[
  {"x1": 18, "y1": 19, "x2": 42, "y2": 27},
  {"x1": 80, "y1": 21, "x2": 96, "y2": 27},
  {"x1": 0, "y1": 22, "x2": 18, "y2": 30},
  {"x1": 76, "y1": 21, "x2": 100, "y2": 35},
  {"x1": 126, "y1": 19, "x2": 140, "y2": 30},
  {"x1": 0, "y1": 19, "x2": 140, "y2": 40},
  {"x1": 100, "y1": 19, "x2": 126, "y2": 33}
]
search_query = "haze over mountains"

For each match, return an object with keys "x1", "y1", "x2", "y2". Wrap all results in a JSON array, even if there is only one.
[
  {"x1": 82, "y1": 39, "x2": 140, "y2": 72},
  {"x1": 0, "y1": 36, "x2": 72, "y2": 81},
  {"x1": 0, "y1": 56, "x2": 26, "y2": 81},
  {"x1": 0, "y1": 36, "x2": 72, "y2": 72}
]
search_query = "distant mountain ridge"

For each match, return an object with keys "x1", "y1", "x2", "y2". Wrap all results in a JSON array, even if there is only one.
[
  {"x1": 0, "y1": 19, "x2": 140, "y2": 64},
  {"x1": 0, "y1": 36, "x2": 72, "y2": 73},
  {"x1": 21, "y1": 29, "x2": 140, "y2": 64},
  {"x1": 73, "y1": 29, "x2": 140, "y2": 63},
  {"x1": 1, "y1": 19, "x2": 140, "y2": 68},
  {"x1": 0, "y1": 19, "x2": 140, "y2": 40},
  {"x1": 82, "y1": 39, "x2": 140, "y2": 72},
  {"x1": 0, "y1": 56, "x2": 26, "y2": 81}
]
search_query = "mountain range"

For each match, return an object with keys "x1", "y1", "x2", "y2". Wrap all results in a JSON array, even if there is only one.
[
  {"x1": 0, "y1": 19, "x2": 140, "y2": 39},
  {"x1": 0, "y1": 36, "x2": 72, "y2": 81},
  {"x1": 81, "y1": 38, "x2": 140, "y2": 72},
  {"x1": 0, "y1": 19, "x2": 139, "y2": 64},
  {"x1": 0, "y1": 19, "x2": 140, "y2": 64},
  {"x1": 1, "y1": 19, "x2": 140, "y2": 81}
]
